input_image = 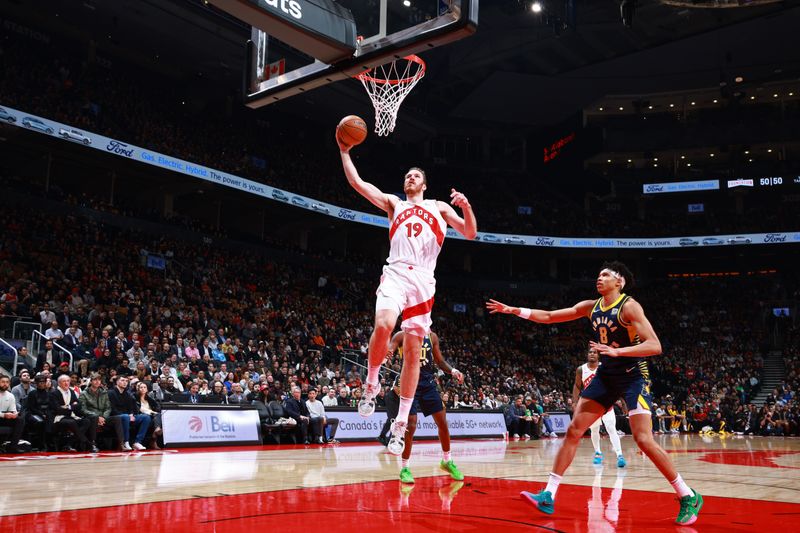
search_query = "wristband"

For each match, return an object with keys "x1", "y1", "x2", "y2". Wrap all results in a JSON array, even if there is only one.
[
  {"x1": 451, "y1": 368, "x2": 459, "y2": 376},
  {"x1": 518, "y1": 308, "x2": 532, "y2": 320}
]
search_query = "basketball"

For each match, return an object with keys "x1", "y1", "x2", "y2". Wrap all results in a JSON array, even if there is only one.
[{"x1": 337, "y1": 115, "x2": 368, "y2": 146}]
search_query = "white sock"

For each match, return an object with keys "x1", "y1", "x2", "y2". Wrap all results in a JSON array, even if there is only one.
[
  {"x1": 545, "y1": 472, "x2": 562, "y2": 498},
  {"x1": 442, "y1": 451, "x2": 451, "y2": 462},
  {"x1": 590, "y1": 426, "x2": 601, "y2": 453},
  {"x1": 366, "y1": 366, "x2": 380, "y2": 391},
  {"x1": 401, "y1": 458, "x2": 410, "y2": 468},
  {"x1": 603, "y1": 411, "x2": 622, "y2": 456},
  {"x1": 396, "y1": 396, "x2": 414, "y2": 425},
  {"x1": 670, "y1": 474, "x2": 693, "y2": 498},
  {"x1": 607, "y1": 427, "x2": 622, "y2": 456}
]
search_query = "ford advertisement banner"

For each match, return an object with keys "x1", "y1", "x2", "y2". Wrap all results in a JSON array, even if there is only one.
[
  {"x1": 3, "y1": 104, "x2": 799, "y2": 250},
  {"x1": 162, "y1": 407, "x2": 261, "y2": 447},
  {"x1": 643, "y1": 180, "x2": 720, "y2": 194}
]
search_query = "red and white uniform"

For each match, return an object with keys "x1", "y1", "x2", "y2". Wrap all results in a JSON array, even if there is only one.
[
  {"x1": 376, "y1": 199, "x2": 446, "y2": 336},
  {"x1": 581, "y1": 363, "x2": 616, "y2": 429}
]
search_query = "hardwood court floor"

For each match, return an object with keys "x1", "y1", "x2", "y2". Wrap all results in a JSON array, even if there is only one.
[{"x1": 1, "y1": 434, "x2": 799, "y2": 532}]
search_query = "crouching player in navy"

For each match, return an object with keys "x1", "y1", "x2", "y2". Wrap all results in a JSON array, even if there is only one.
[{"x1": 387, "y1": 330, "x2": 464, "y2": 484}]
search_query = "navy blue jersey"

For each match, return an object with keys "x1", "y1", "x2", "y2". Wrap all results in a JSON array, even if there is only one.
[
  {"x1": 590, "y1": 294, "x2": 648, "y2": 378},
  {"x1": 397, "y1": 335, "x2": 436, "y2": 381}
]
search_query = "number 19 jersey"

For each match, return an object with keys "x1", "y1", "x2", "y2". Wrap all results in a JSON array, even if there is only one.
[{"x1": 387, "y1": 199, "x2": 446, "y2": 272}]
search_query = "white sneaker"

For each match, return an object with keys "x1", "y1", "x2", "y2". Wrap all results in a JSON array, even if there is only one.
[
  {"x1": 358, "y1": 383, "x2": 380, "y2": 418},
  {"x1": 387, "y1": 419, "x2": 407, "y2": 456},
  {"x1": 550, "y1": 432, "x2": 558, "y2": 438},
  {"x1": 512, "y1": 433, "x2": 520, "y2": 439},
  {"x1": 132, "y1": 442, "x2": 146, "y2": 451},
  {"x1": 121, "y1": 443, "x2": 133, "y2": 451}
]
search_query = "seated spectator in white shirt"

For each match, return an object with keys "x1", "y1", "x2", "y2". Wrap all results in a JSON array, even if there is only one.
[
  {"x1": 322, "y1": 388, "x2": 339, "y2": 408},
  {"x1": 0, "y1": 375, "x2": 27, "y2": 453},
  {"x1": 45, "y1": 321, "x2": 64, "y2": 341},
  {"x1": 305, "y1": 388, "x2": 339, "y2": 444},
  {"x1": 126, "y1": 341, "x2": 146, "y2": 366},
  {"x1": 40, "y1": 305, "x2": 56, "y2": 325}
]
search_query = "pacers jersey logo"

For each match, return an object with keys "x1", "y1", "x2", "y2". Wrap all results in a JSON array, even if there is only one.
[
  {"x1": 590, "y1": 294, "x2": 640, "y2": 350},
  {"x1": 592, "y1": 315, "x2": 619, "y2": 346}
]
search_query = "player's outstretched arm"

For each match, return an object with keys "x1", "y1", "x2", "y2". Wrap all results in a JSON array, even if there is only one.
[
  {"x1": 430, "y1": 332, "x2": 463, "y2": 384},
  {"x1": 485, "y1": 299, "x2": 595, "y2": 324},
  {"x1": 589, "y1": 298, "x2": 662, "y2": 358},
  {"x1": 337, "y1": 129, "x2": 398, "y2": 214},
  {"x1": 438, "y1": 189, "x2": 477, "y2": 240}
]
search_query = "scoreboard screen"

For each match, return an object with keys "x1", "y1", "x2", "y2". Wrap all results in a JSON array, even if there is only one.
[{"x1": 727, "y1": 176, "x2": 800, "y2": 190}]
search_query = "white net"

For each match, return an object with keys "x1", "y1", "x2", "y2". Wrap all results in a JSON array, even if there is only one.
[{"x1": 356, "y1": 55, "x2": 426, "y2": 136}]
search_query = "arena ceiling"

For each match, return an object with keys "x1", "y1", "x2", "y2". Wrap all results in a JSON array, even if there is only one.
[{"x1": 3, "y1": 0, "x2": 800, "y2": 135}]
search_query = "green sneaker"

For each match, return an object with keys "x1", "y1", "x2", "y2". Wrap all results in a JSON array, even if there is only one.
[
  {"x1": 399, "y1": 467, "x2": 415, "y2": 484},
  {"x1": 676, "y1": 489, "x2": 703, "y2": 525},
  {"x1": 440, "y1": 459, "x2": 464, "y2": 481}
]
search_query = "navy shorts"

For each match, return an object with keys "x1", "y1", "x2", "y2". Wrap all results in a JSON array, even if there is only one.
[
  {"x1": 580, "y1": 371, "x2": 653, "y2": 416},
  {"x1": 409, "y1": 378, "x2": 444, "y2": 417}
]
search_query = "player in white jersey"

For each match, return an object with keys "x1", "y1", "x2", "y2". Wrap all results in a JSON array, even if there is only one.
[
  {"x1": 574, "y1": 348, "x2": 626, "y2": 468},
  {"x1": 337, "y1": 131, "x2": 477, "y2": 455}
]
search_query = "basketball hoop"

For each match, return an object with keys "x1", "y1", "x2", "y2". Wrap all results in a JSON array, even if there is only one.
[{"x1": 355, "y1": 55, "x2": 426, "y2": 136}]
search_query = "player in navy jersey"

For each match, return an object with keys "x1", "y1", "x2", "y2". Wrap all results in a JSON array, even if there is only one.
[
  {"x1": 386, "y1": 331, "x2": 464, "y2": 484},
  {"x1": 486, "y1": 262, "x2": 703, "y2": 526}
]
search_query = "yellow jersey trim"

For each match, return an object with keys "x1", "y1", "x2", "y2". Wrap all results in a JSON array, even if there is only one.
[
  {"x1": 599, "y1": 293, "x2": 626, "y2": 313},
  {"x1": 617, "y1": 296, "x2": 632, "y2": 327},
  {"x1": 637, "y1": 395, "x2": 650, "y2": 410}
]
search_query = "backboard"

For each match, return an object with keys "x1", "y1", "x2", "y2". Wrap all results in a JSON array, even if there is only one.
[{"x1": 210, "y1": 0, "x2": 478, "y2": 109}]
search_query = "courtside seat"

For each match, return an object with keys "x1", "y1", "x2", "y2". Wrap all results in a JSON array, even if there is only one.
[{"x1": 252, "y1": 400, "x2": 294, "y2": 444}]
